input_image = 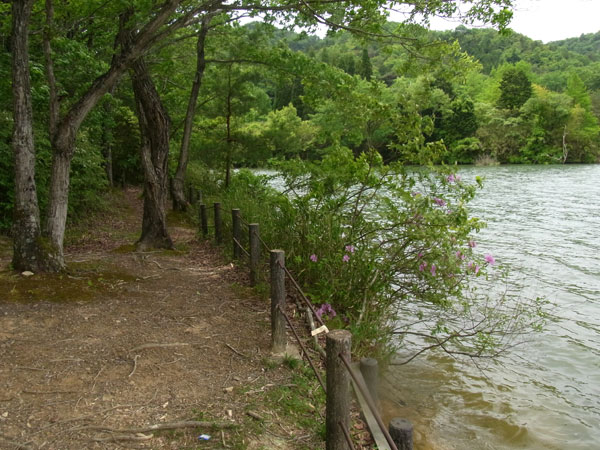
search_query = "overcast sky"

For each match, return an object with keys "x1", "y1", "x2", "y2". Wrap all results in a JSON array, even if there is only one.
[{"x1": 428, "y1": 0, "x2": 600, "y2": 43}]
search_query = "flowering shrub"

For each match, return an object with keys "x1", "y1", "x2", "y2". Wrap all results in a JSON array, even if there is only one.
[{"x1": 214, "y1": 149, "x2": 544, "y2": 361}]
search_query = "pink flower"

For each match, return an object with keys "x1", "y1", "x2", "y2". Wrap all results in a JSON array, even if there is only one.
[
  {"x1": 310, "y1": 254, "x2": 318, "y2": 262},
  {"x1": 484, "y1": 254, "x2": 496, "y2": 265},
  {"x1": 418, "y1": 252, "x2": 424, "y2": 259},
  {"x1": 316, "y1": 303, "x2": 337, "y2": 320},
  {"x1": 345, "y1": 245, "x2": 355, "y2": 253},
  {"x1": 343, "y1": 254, "x2": 350, "y2": 263},
  {"x1": 434, "y1": 197, "x2": 446, "y2": 207},
  {"x1": 430, "y1": 264, "x2": 437, "y2": 276},
  {"x1": 468, "y1": 240, "x2": 477, "y2": 248},
  {"x1": 455, "y1": 251, "x2": 465, "y2": 260},
  {"x1": 419, "y1": 261, "x2": 427, "y2": 272},
  {"x1": 468, "y1": 261, "x2": 481, "y2": 274},
  {"x1": 447, "y1": 174, "x2": 456, "y2": 183}
]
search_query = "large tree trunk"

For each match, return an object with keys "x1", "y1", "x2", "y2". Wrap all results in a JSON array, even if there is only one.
[
  {"x1": 11, "y1": 0, "x2": 44, "y2": 272},
  {"x1": 37, "y1": 1, "x2": 182, "y2": 270},
  {"x1": 131, "y1": 57, "x2": 174, "y2": 251},
  {"x1": 171, "y1": 15, "x2": 212, "y2": 211}
]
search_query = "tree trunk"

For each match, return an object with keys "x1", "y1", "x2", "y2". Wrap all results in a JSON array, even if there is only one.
[
  {"x1": 225, "y1": 65, "x2": 233, "y2": 188},
  {"x1": 131, "y1": 57, "x2": 174, "y2": 251},
  {"x1": 11, "y1": 0, "x2": 44, "y2": 272},
  {"x1": 171, "y1": 14, "x2": 212, "y2": 211}
]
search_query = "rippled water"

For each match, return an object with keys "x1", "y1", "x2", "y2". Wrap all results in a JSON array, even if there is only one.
[{"x1": 383, "y1": 165, "x2": 600, "y2": 450}]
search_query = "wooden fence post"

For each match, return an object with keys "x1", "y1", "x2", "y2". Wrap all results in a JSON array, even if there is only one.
[
  {"x1": 270, "y1": 250, "x2": 286, "y2": 353},
  {"x1": 326, "y1": 330, "x2": 352, "y2": 450},
  {"x1": 232, "y1": 209, "x2": 241, "y2": 259},
  {"x1": 360, "y1": 357, "x2": 380, "y2": 411},
  {"x1": 196, "y1": 189, "x2": 202, "y2": 205},
  {"x1": 249, "y1": 224, "x2": 260, "y2": 286},
  {"x1": 389, "y1": 418, "x2": 413, "y2": 450},
  {"x1": 200, "y1": 204, "x2": 208, "y2": 237},
  {"x1": 214, "y1": 202, "x2": 222, "y2": 244}
]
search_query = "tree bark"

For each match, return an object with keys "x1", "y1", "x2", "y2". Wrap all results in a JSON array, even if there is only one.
[
  {"x1": 131, "y1": 57, "x2": 174, "y2": 251},
  {"x1": 172, "y1": 14, "x2": 213, "y2": 211},
  {"x1": 39, "y1": 1, "x2": 182, "y2": 270},
  {"x1": 11, "y1": 0, "x2": 44, "y2": 272}
]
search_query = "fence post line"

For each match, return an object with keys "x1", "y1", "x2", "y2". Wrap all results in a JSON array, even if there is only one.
[
  {"x1": 188, "y1": 185, "x2": 195, "y2": 204},
  {"x1": 200, "y1": 204, "x2": 208, "y2": 237},
  {"x1": 214, "y1": 202, "x2": 222, "y2": 244},
  {"x1": 232, "y1": 209, "x2": 241, "y2": 259},
  {"x1": 270, "y1": 250, "x2": 286, "y2": 354},
  {"x1": 359, "y1": 357, "x2": 380, "y2": 412},
  {"x1": 249, "y1": 224, "x2": 260, "y2": 286},
  {"x1": 326, "y1": 330, "x2": 352, "y2": 450},
  {"x1": 197, "y1": 189, "x2": 202, "y2": 205},
  {"x1": 389, "y1": 418, "x2": 414, "y2": 450}
]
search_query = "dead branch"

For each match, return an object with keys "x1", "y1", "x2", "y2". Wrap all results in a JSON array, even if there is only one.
[
  {"x1": 129, "y1": 354, "x2": 140, "y2": 378},
  {"x1": 225, "y1": 343, "x2": 249, "y2": 359},
  {"x1": 73, "y1": 420, "x2": 237, "y2": 434},
  {"x1": 91, "y1": 433, "x2": 153, "y2": 442}
]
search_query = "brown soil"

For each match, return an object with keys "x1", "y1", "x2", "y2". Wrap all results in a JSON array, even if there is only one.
[{"x1": 0, "y1": 188, "x2": 333, "y2": 450}]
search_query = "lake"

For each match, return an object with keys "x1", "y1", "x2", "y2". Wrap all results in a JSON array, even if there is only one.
[{"x1": 382, "y1": 165, "x2": 600, "y2": 450}]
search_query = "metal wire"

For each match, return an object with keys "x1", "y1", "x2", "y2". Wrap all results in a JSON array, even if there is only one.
[
  {"x1": 279, "y1": 262, "x2": 327, "y2": 329},
  {"x1": 338, "y1": 353, "x2": 399, "y2": 450},
  {"x1": 278, "y1": 306, "x2": 326, "y2": 393},
  {"x1": 338, "y1": 420, "x2": 357, "y2": 450},
  {"x1": 233, "y1": 237, "x2": 250, "y2": 258}
]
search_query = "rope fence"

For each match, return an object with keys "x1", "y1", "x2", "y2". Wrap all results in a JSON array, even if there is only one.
[{"x1": 190, "y1": 189, "x2": 414, "y2": 450}]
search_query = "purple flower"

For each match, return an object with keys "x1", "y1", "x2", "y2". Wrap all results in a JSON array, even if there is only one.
[
  {"x1": 419, "y1": 262, "x2": 427, "y2": 272},
  {"x1": 343, "y1": 254, "x2": 350, "y2": 263},
  {"x1": 430, "y1": 264, "x2": 437, "y2": 276},
  {"x1": 310, "y1": 254, "x2": 318, "y2": 262},
  {"x1": 418, "y1": 252, "x2": 424, "y2": 259},
  {"x1": 468, "y1": 261, "x2": 480, "y2": 274},
  {"x1": 455, "y1": 251, "x2": 465, "y2": 260},
  {"x1": 468, "y1": 240, "x2": 477, "y2": 248},
  {"x1": 447, "y1": 174, "x2": 456, "y2": 183},
  {"x1": 434, "y1": 197, "x2": 446, "y2": 207},
  {"x1": 345, "y1": 245, "x2": 355, "y2": 253},
  {"x1": 484, "y1": 253, "x2": 496, "y2": 265},
  {"x1": 316, "y1": 303, "x2": 337, "y2": 320}
]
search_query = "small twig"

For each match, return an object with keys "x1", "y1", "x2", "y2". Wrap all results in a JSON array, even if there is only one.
[
  {"x1": 129, "y1": 355, "x2": 140, "y2": 378},
  {"x1": 22, "y1": 390, "x2": 78, "y2": 395},
  {"x1": 225, "y1": 343, "x2": 249, "y2": 359},
  {"x1": 50, "y1": 358, "x2": 84, "y2": 363},
  {"x1": 14, "y1": 366, "x2": 46, "y2": 371},
  {"x1": 129, "y1": 343, "x2": 190, "y2": 353},
  {"x1": 246, "y1": 411, "x2": 265, "y2": 422}
]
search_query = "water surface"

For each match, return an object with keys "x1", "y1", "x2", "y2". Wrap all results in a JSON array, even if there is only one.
[{"x1": 384, "y1": 165, "x2": 600, "y2": 450}]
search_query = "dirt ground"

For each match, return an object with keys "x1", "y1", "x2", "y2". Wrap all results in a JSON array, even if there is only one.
[{"x1": 0, "y1": 189, "x2": 334, "y2": 450}]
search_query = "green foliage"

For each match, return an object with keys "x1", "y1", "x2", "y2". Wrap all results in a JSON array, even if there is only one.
[
  {"x1": 201, "y1": 150, "x2": 542, "y2": 360},
  {"x1": 498, "y1": 66, "x2": 533, "y2": 110}
]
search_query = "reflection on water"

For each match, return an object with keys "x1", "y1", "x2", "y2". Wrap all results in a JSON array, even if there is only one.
[{"x1": 384, "y1": 165, "x2": 600, "y2": 450}]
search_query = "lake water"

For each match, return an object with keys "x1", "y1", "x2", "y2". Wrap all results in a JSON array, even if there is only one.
[{"x1": 382, "y1": 165, "x2": 600, "y2": 450}]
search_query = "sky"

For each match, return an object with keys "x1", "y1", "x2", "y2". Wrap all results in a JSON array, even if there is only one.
[{"x1": 428, "y1": 0, "x2": 600, "y2": 43}]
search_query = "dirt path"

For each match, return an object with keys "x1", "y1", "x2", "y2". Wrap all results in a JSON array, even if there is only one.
[{"x1": 0, "y1": 189, "x2": 324, "y2": 450}]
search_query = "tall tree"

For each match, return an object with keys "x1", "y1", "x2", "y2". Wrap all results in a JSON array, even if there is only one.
[
  {"x1": 498, "y1": 66, "x2": 532, "y2": 111},
  {"x1": 171, "y1": 14, "x2": 213, "y2": 211},
  {"x1": 11, "y1": 0, "x2": 43, "y2": 271}
]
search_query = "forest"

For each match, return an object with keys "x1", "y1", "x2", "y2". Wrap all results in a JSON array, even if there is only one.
[{"x1": 0, "y1": 0, "x2": 574, "y2": 357}]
